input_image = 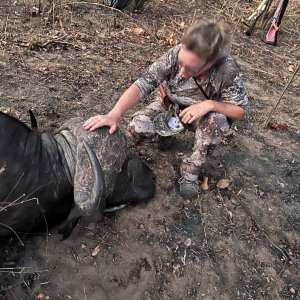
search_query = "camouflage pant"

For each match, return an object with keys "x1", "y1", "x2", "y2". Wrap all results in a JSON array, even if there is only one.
[{"x1": 128, "y1": 100, "x2": 230, "y2": 181}]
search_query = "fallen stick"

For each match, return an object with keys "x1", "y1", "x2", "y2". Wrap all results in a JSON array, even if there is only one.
[
  {"x1": 0, "y1": 223, "x2": 24, "y2": 246},
  {"x1": 234, "y1": 195, "x2": 287, "y2": 260},
  {"x1": 262, "y1": 63, "x2": 299, "y2": 128},
  {"x1": 41, "y1": 35, "x2": 67, "y2": 47}
]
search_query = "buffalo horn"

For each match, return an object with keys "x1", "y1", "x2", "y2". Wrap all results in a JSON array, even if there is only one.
[{"x1": 83, "y1": 140, "x2": 106, "y2": 212}]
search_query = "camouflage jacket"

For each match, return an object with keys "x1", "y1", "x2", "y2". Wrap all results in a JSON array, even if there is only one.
[{"x1": 134, "y1": 44, "x2": 248, "y2": 110}]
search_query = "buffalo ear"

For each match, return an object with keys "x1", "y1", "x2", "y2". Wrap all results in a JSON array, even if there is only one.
[
  {"x1": 58, "y1": 206, "x2": 82, "y2": 240},
  {"x1": 28, "y1": 109, "x2": 38, "y2": 129}
]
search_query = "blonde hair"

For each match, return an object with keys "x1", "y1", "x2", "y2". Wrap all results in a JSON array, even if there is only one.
[{"x1": 182, "y1": 20, "x2": 231, "y2": 62}]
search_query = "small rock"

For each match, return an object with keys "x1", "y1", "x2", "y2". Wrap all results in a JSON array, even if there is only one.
[
  {"x1": 91, "y1": 244, "x2": 102, "y2": 257},
  {"x1": 36, "y1": 293, "x2": 49, "y2": 300},
  {"x1": 216, "y1": 178, "x2": 230, "y2": 189},
  {"x1": 277, "y1": 181, "x2": 285, "y2": 188},
  {"x1": 184, "y1": 238, "x2": 192, "y2": 247}
]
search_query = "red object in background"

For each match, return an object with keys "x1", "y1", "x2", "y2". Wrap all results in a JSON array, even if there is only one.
[
  {"x1": 268, "y1": 122, "x2": 288, "y2": 130},
  {"x1": 265, "y1": 0, "x2": 289, "y2": 46}
]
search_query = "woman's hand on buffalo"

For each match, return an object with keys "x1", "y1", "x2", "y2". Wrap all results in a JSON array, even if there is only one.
[
  {"x1": 179, "y1": 100, "x2": 214, "y2": 124},
  {"x1": 83, "y1": 112, "x2": 119, "y2": 134}
]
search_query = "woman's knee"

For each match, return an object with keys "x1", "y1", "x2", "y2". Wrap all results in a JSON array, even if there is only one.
[
  {"x1": 200, "y1": 113, "x2": 230, "y2": 134},
  {"x1": 195, "y1": 113, "x2": 230, "y2": 145}
]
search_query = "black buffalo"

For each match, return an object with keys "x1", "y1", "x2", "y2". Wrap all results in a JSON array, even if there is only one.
[{"x1": 0, "y1": 111, "x2": 155, "y2": 239}]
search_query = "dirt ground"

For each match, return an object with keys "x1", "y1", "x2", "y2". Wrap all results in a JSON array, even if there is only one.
[{"x1": 0, "y1": 0, "x2": 299, "y2": 299}]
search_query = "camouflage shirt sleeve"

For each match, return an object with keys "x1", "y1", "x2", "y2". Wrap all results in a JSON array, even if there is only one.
[
  {"x1": 217, "y1": 56, "x2": 249, "y2": 111},
  {"x1": 134, "y1": 45, "x2": 180, "y2": 96}
]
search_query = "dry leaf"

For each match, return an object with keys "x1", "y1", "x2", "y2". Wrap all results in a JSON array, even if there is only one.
[
  {"x1": 2, "y1": 108, "x2": 11, "y2": 114},
  {"x1": 95, "y1": 64, "x2": 102, "y2": 73},
  {"x1": 130, "y1": 27, "x2": 145, "y2": 35},
  {"x1": 288, "y1": 65, "x2": 295, "y2": 72},
  {"x1": 167, "y1": 38, "x2": 178, "y2": 46},
  {"x1": 216, "y1": 179, "x2": 230, "y2": 189},
  {"x1": 268, "y1": 122, "x2": 288, "y2": 130},
  {"x1": 91, "y1": 244, "x2": 101, "y2": 257},
  {"x1": 200, "y1": 176, "x2": 209, "y2": 191},
  {"x1": 1, "y1": 107, "x2": 21, "y2": 118}
]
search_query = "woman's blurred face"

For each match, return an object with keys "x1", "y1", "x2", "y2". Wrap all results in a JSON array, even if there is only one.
[{"x1": 178, "y1": 45, "x2": 213, "y2": 79}]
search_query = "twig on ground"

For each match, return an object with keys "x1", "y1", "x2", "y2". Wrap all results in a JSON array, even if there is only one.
[
  {"x1": 198, "y1": 196, "x2": 213, "y2": 253},
  {"x1": 78, "y1": 224, "x2": 112, "y2": 246},
  {"x1": 0, "y1": 269, "x2": 48, "y2": 274},
  {"x1": 262, "y1": 63, "x2": 299, "y2": 127},
  {"x1": 0, "y1": 267, "x2": 30, "y2": 271},
  {"x1": 40, "y1": 35, "x2": 80, "y2": 50},
  {"x1": 41, "y1": 35, "x2": 67, "y2": 47},
  {"x1": 0, "y1": 223, "x2": 24, "y2": 246},
  {"x1": 52, "y1": 0, "x2": 55, "y2": 27},
  {"x1": 4, "y1": 13, "x2": 9, "y2": 39},
  {"x1": 0, "y1": 281, "x2": 23, "y2": 292},
  {"x1": 84, "y1": 284, "x2": 87, "y2": 300},
  {"x1": 233, "y1": 193, "x2": 288, "y2": 273},
  {"x1": 276, "y1": 258, "x2": 288, "y2": 279},
  {"x1": 9, "y1": 289, "x2": 17, "y2": 300},
  {"x1": 216, "y1": 190, "x2": 236, "y2": 238},
  {"x1": 241, "y1": 61, "x2": 292, "y2": 78},
  {"x1": 231, "y1": 40, "x2": 296, "y2": 62}
]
